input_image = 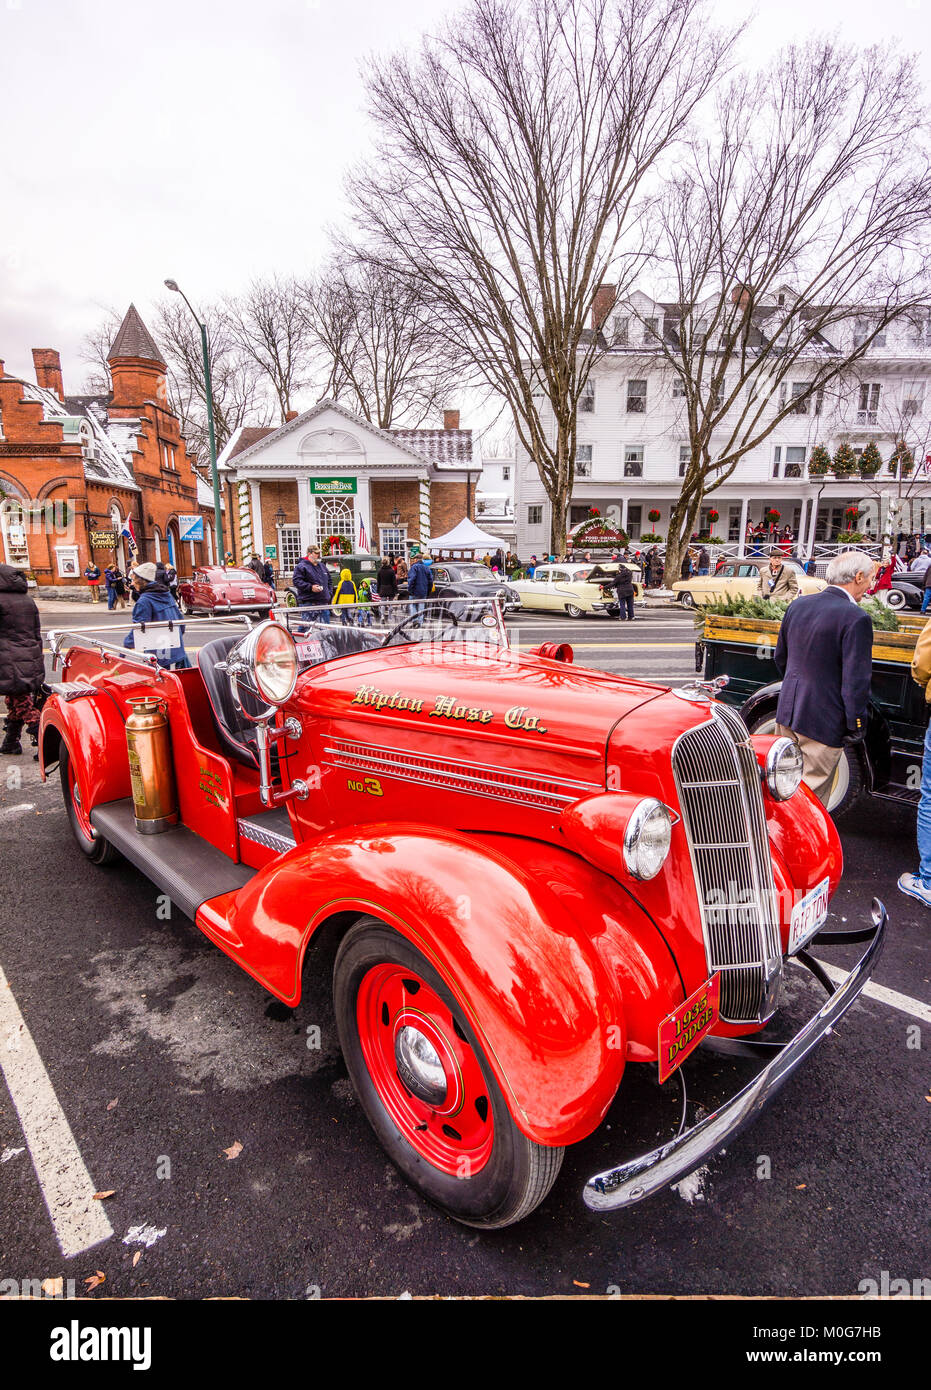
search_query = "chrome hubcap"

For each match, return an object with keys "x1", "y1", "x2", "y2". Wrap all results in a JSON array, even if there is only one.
[{"x1": 394, "y1": 1025, "x2": 447, "y2": 1105}]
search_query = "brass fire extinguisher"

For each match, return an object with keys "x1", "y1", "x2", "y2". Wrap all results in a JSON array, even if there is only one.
[{"x1": 125, "y1": 697, "x2": 178, "y2": 834}]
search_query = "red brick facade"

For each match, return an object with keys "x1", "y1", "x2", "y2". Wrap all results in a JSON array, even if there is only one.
[{"x1": 0, "y1": 308, "x2": 215, "y2": 590}]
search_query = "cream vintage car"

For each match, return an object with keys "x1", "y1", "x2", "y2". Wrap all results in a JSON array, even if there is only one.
[
  {"x1": 671, "y1": 557, "x2": 826, "y2": 608},
  {"x1": 511, "y1": 561, "x2": 644, "y2": 618}
]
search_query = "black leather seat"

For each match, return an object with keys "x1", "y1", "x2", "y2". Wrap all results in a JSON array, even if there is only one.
[
  {"x1": 293, "y1": 620, "x2": 384, "y2": 663},
  {"x1": 197, "y1": 635, "x2": 278, "y2": 773}
]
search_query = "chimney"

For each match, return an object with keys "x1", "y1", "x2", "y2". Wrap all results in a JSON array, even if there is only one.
[
  {"x1": 32, "y1": 348, "x2": 64, "y2": 399},
  {"x1": 592, "y1": 284, "x2": 617, "y2": 332},
  {"x1": 285, "y1": 409, "x2": 299, "y2": 422},
  {"x1": 443, "y1": 409, "x2": 460, "y2": 431},
  {"x1": 731, "y1": 284, "x2": 752, "y2": 309}
]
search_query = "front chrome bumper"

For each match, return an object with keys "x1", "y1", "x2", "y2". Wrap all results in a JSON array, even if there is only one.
[{"x1": 583, "y1": 900, "x2": 887, "y2": 1211}]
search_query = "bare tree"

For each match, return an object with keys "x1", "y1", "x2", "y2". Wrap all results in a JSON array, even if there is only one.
[
  {"x1": 347, "y1": 0, "x2": 738, "y2": 554},
  {"x1": 223, "y1": 275, "x2": 313, "y2": 422},
  {"x1": 79, "y1": 305, "x2": 123, "y2": 393},
  {"x1": 301, "y1": 257, "x2": 466, "y2": 428},
  {"x1": 154, "y1": 298, "x2": 272, "y2": 460},
  {"x1": 620, "y1": 38, "x2": 931, "y2": 580}
]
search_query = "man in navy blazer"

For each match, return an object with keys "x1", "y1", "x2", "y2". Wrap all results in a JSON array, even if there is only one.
[{"x1": 773, "y1": 551, "x2": 876, "y2": 807}]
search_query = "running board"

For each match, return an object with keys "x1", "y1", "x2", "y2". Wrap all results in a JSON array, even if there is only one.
[{"x1": 90, "y1": 799, "x2": 254, "y2": 922}]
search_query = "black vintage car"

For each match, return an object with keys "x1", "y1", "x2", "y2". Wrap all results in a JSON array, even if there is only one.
[
  {"x1": 888, "y1": 568, "x2": 929, "y2": 611},
  {"x1": 402, "y1": 562, "x2": 521, "y2": 614}
]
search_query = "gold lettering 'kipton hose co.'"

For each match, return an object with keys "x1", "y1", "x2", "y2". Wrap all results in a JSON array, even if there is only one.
[{"x1": 125, "y1": 697, "x2": 178, "y2": 834}]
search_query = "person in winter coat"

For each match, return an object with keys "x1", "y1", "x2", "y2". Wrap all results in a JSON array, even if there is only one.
[
  {"x1": 262, "y1": 560, "x2": 275, "y2": 587},
  {"x1": 292, "y1": 546, "x2": 333, "y2": 622},
  {"x1": 377, "y1": 559, "x2": 399, "y2": 600},
  {"x1": 613, "y1": 562, "x2": 636, "y2": 622},
  {"x1": 84, "y1": 561, "x2": 102, "y2": 602},
  {"x1": 122, "y1": 563, "x2": 190, "y2": 669},
  {"x1": 756, "y1": 554, "x2": 800, "y2": 603},
  {"x1": 0, "y1": 565, "x2": 45, "y2": 756},
  {"x1": 104, "y1": 564, "x2": 127, "y2": 610},
  {"x1": 333, "y1": 567, "x2": 358, "y2": 624},
  {"x1": 407, "y1": 554, "x2": 433, "y2": 621},
  {"x1": 395, "y1": 555, "x2": 409, "y2": 583},
  {"x1": 248, "y1": 553, "x2": 265, "y2": 581},
  {"x1": 696, "y1": 546, "x2": 710, "y2": 576}
]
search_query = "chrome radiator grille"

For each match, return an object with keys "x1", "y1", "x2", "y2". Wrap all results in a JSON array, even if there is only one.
[{"x1": 672, "y1": 705, "x2": 782, "y2": 1024}]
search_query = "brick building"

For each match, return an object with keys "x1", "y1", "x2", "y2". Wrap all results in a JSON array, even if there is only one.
[
  {"x1": 0, "y1": 305, "x2": 217, "y2": 591},
  {"x1": 217, "y1": 399, "x2": 480, "y2": 574}
]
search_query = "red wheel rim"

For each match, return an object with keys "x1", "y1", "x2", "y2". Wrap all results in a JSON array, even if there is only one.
[
  {"x1": 68, "y1": 762, "x2": 94, "y2": 843},
  {"x1": 356, "y1": 963, "x2": 494, "y2": 1176}
]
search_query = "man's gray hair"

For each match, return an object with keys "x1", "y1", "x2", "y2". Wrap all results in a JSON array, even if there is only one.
[{"x1": 826, "y1": 550, "x2": 874, "y2": 586}]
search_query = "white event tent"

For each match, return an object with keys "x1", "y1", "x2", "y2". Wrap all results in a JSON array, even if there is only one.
[{"x1": 425, "y1": 517, "x2": 510, "y2": 557}]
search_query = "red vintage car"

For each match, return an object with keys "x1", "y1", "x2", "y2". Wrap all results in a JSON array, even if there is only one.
[
  {"x1": 177, "y1": 565, "x2": 276, "y2": 619},
  {"x1": 40, "y1": 599, "x2": 884, "y2": 1228}
]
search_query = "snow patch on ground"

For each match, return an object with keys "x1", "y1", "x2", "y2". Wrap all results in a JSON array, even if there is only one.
[
  {"x1": 82, "y1": 944, "x2": 337, "y2": 1090},
  {"x1": 672, "y1": 1166, "x2": 709, "y2": 1203}
]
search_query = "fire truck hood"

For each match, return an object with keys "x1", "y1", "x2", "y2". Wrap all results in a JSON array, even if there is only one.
[{"x1": 295, "y1": 641, "x2": 675, "y2": 774}]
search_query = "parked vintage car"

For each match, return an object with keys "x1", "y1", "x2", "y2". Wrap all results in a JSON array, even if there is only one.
[
  {"x1": 888, "y1": 568, "x2": 929, "y2": 611},
  {"x1": 416, "y1": 561, "x2": 520, "y2": 613},
  {"x1": 672, "y1": 558, "x2": 825, "y2": 608},
  {"x1": 697, "y1": 608, "x2": 929, "y2": 815},
  {"x1": 178, "y1": 566, "x2": 277, "y2": 619},
  {"x1": 40, "y1": 599, "x2": 884, "y2": 1228},
  {"x1": 511, "y1": 561, "x2": 644, "y2": 617}
]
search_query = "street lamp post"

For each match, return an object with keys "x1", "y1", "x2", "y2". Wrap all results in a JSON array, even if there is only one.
[{"x1": 163, "y1": 279, "x2": 225, "y2": 562}]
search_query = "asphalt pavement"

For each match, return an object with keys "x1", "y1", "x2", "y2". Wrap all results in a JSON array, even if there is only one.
[{"x1": 0, "y1": 598, "x2": 927, "y2": 1298}]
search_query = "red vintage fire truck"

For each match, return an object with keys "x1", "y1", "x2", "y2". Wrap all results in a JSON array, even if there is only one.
[{"x1": 40, "y1": 599, "x2": 885, "y2": 1228}]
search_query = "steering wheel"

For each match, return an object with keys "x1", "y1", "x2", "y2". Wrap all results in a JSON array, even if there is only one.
[{"x1": 379, "y1": 604, "x2": 459, "y2": 647}]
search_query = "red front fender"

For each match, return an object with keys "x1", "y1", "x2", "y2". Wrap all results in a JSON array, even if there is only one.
[
  {"x1": 198, "y1": 827, "x2": 684, "y2": 1147},
  {"x1": 39, "y1": 694, "x2": 131, "y2": 810}
]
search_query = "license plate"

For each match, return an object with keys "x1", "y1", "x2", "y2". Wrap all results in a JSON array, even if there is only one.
[
  {"x1": 788, "y1": 876, "x2": 830, "y2": 955},
  {"x1": 658, "y1": 974, "x2": 720, "y2": 1084},
  {"x1": 242, "y1": 588, "x2": 255, "y2": 599}
]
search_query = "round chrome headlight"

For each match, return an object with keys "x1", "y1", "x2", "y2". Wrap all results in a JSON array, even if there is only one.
[
  {"x1": 765, "y1": 737, "x2": 804, "y2": 800},
  {"x1": 233, "y1": 620, "x2": 298, "y2": 705},
  {"x1": 623, "y1": 798, "x2": 673, "y2": 880}
]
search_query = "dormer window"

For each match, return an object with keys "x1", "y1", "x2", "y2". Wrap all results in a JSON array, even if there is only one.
[
  {"x1": 854, "y1": 319, "x2": 886, "y2": 350},
  {"x1": 612, "y1": 316, "x2": 629, "y2": 346}
]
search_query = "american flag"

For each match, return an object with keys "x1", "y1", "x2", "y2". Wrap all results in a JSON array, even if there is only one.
[
  {"x1": 121, "y1": 517, "x2": 138, "y2": 559},
  {"x1": 358, "y1": 514, "x2": 368, "y2": 552}
]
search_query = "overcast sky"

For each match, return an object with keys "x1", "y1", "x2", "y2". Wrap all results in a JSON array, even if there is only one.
[{"x1": 2, "y1": 0, "x2": 928, "y2": 407}]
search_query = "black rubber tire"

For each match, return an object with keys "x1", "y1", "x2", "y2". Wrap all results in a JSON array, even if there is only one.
[
  {"x1": 59, "y1": 744, "x2": 119, "y2": 865},
  {"x1": 564, "y1": 604, "x2": 584, "y2": 619},
  {"x1": 746, "y1": 711, "x2": 864, "y2": 818},
  {"x1": 885, "y1": 589, "x2": 906, "y2": 611},
  {"x1": 678, "y1": 591, "x2": 695, "y2": 608},
  {"x1": 333, "y1": 918, "x2": 564, "y2": 1229}
]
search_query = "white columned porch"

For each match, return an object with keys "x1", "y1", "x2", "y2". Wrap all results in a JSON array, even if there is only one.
[
  {"x1": 805, "y1": 489, "x2": 822, "y2": 557},
  {"x1": 621, "y1": 497, "x2": 629, "y2": 532},
  {"x1": 737, "y1": 497, "x2": 749, "y2": 556},
  {"x1": 354, "y1": 476, "x2": 371, "y2": 552},
  {"x1": 249, "y1": 482, "x2": 265, "y2": 557},
  {"x1": 298, "y1": 477, "x2": 314, "y2": 552},
  {"x1": 798, "y1": 496, "x2": 809, "y2": 550}
]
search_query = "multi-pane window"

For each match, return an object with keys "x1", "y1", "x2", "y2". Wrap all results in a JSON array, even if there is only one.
[
  {"x1": 672, "y1": 377, "x2": 687, "y2": 399},
  {"x1": 378, "y1": 525, "x2": 407, "y2": 557},
  {"x1": 623, "y1": 446, "x2": 644, "y2": 477},
  {"x1": 316, "y1": 498, "x2": 354, "y2": 547},
  {"x1": 501, "y1": 465, "x2": 511, "y2": 480},
  {"x1": 779, "y1": 382, "x2": 809, "y2": 414},
  {"x1": 278, "y1": 524, "x2": 302, "y2": 575},
  {"x1": 903, "y1": 382, "x2": 925, "y2": 417},
  {"x1": 527, "y1": 504, "x2": 543, "y2": 525},
  {"x1": 857, "y1": 383, "x2": 881, "y2": 424},
  {"x1": 579, "y1": 381, "x2": 595, "y2": 412},
  {"x1": 626, "y1": 379, "x2": 647, "y2": 413},
  {"x1": 772, "y1": 445, "x2": 807, "y2": 478},
  {"x1": 627, "y1": 505, "x2": 642, "y2": 539},
  {"x1": 642, "y1": 317, "x2": 658, "y2": 344},
  {"x1": 612, "y1": 317, "x2": 629, "y2": 346},
  {"x1": 679, "y1": 445, "x2": 690, "y2": 477},
  {"x1": 854, "y1": 320, "x2": 886, "y2": 349},
  {"x1": 575, "y1": 444, "x2": 593, "y2": 477}
]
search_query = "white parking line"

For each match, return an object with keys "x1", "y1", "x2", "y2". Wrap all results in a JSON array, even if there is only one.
[
  {"x1": 810, "y1": 959, "x2": 931, "y2": 1024},
  {"x1": 0, "y1": 962, "x2": 113, "y2": 1258}
]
